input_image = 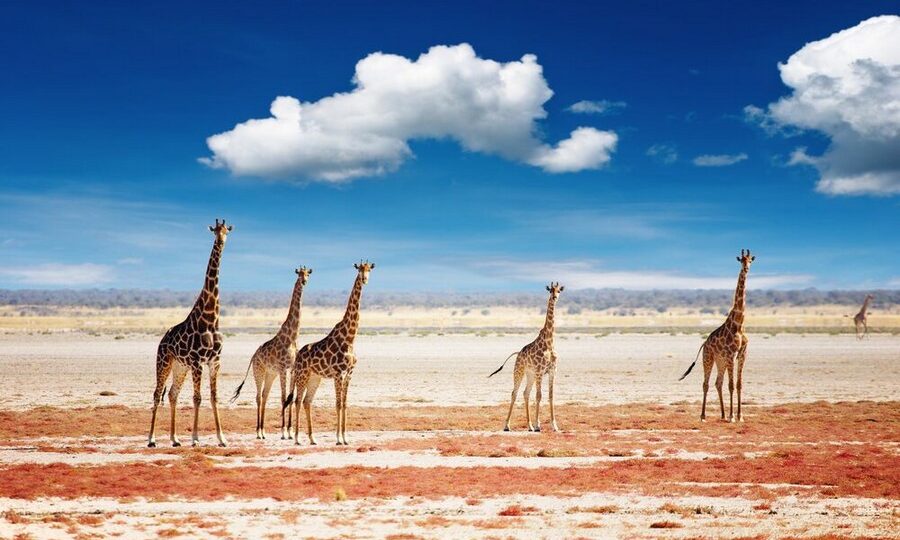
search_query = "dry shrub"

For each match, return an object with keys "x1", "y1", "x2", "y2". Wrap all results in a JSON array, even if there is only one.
[
  {"x1": 752, "y1": 502, "x2": 772, "y2": 511},
  {"x1": 157, "y1": 529, "x2": 181, "y2": 537},
  {"x1": 579, "y1": 521, "x2": 602, "y2": 528},
  {"x1": 334, "y1": 487, "x2": 348, "y2": 501},
  {"x1": 417, "y1": 515, "x2": 452, "y2": 528},
  {"x1": 649, "y1": 520, "x2": 682, "y2": 529},
  {"x1": 471, "y1": 517, "x2": 523, "y2": 529},
  {"x1": 498, "y1": 505, "x2": 538, "y2": 516},
  {"x1": 465, "y1": 498, "x2": 482, "y2": 506},
  {"x1": 567, "y1": 505, "x2": 619, "y2": 514},
  {"x1": 3, "y1": 510, "x2": 28, "y2": 524},
  {"x1": 281, "y1": 509, "x2": 300, "y2": 524}
]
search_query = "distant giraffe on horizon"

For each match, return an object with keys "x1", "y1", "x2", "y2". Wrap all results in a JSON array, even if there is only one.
[
  {"x1": 490, "y1": 282, "x2": 564, "y2": 432},
  {"x1": 284, "y1": 261, "x2": 374, "y2": 446},
  {"x1": 679, "y1": 249, "x2": 754, "y2": 422},
  {"x1": 232, "y1": 266, "x2": 312, "y2": 440},
  {"x1": 148, "y1": 219, "x2": 232, "y2": 448},
  {"x1": 854, "y1": 294, "x2": 874, "y2": 340}
]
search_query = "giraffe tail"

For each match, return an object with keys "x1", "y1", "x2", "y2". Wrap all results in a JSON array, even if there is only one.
[
  {"x1": 488, "y1": 352, "x2": 518, "y2": 378},
  {"x1": 230, "y1": 357, "x2": 255, "y2": 403},
  {"x1": 678, "y1": 344, "x2": 705, "y2": 381}
]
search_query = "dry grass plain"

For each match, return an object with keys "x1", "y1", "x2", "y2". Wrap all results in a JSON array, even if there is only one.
[{"x1": 0, "y1": 308, "x2": 898, "y2": 538}]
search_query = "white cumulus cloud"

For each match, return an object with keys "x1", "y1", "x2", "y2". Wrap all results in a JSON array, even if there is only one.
[
  {"x1": 692, "y1": 153, "x2": 748, "y2": 167},
  {"x1": 746, "y1": 15, "x2": 900, "y2": 196},
  {"x1": 201, "y1": 44, "x2": 618, "y2": 181},
  {"x1": 0, "y1": 263, "x2": 114, "y2": 287}
]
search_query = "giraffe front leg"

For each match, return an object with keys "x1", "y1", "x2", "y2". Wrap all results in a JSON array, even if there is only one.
[
  {"x1": 533, "y1": 374, "x2": 543, "y2": 433},
  {"x1": 339, "y1": 375, "x2": 351, "y2": 445},
  {"x1": 715, "y1": 366, "x2": 725, "y2": 421},
  {"x1": 727, "y1": 361, "x2": 735, "y2": 422},
  {"x1": 279, "y1": 370, "x2": 290, "y2": 440},
  {"x1": 209, "y1": 362, "x2": 227, "y2": 447},
  {"x1": 190, "y1": 368, "x2": 203, "y2": 446},
  {"x1": 548, "y1": 369, "x2": 559, "y2": 432},
  {"x1": 701, "y1": 359, "x2": 712, "y2": 422},
  {"x1": 333, "y1": 377, "x2": 344, "y2": 446},
  {"x1": 737, "y1": 342, "x2": 747, "y2": 422}
]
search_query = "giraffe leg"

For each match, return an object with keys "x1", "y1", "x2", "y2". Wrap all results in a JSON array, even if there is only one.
[
  {"x1": 168, "y1": 363, "x2": 188, "y2": 447},
  {"x1": 291, "y1": 370, "x2": 310, "y2": 444},
  {"x1": 533, "y1": 373, "x2": 544, "y2": 433},
  {"x1": 333, "y1": 377, "x2": 344, "y2": 446},
  {"x1": 548, "y1": 369, "x2": 559, "y2": 432},
  {"x1": 339, "y1": 374, "x2": 352, "y2": 445},
  {"x1": 259, "y1": 372, "x2": 276, "y2": 440},
  {"x1": 503, "y1": 361, "x2": 524, "y2": 431},
  {"x1": 700, "y1": 352, "x2": 713, "y2": 422},
  {"x1": 148, "y1": 351, "x2": 173, "y2": 448},
  {"x1": 190, "y1": 367, "x2": 203, "y2": 446},
  {"x1": 279, "y1": 370, "x2": 290, "y2": 440},
  {"x1": 209, "y1": 361, "x2": 227, "y2": 447},
  {"x1": 303, "y1": 375, "x2": 322, "y2": 445},
  {"x1": 727, "y1": 359, "x2": 735, "y2": 422},
  {"x1": 863, "y1": 320, "x2": 868, "y2": 339},
  {"x1": 737, "y1": 343, "x2": 747, "y2": 422},
  {"x1": 253, "y1": 363, "x2": 265, "y2": 439},
  {"x1": 715, "y1": 363, "x2": 725, "y2": 421},
  {"x1": 523, "y1": 371, "x2": 535, "y2": 432}
]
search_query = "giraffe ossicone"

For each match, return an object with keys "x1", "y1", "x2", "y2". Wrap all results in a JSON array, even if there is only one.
[
  {"x1": 490, "y1": 282, "x2": 564, "y2": 433},
  {"x1": 147, "y1": 219, "x2": 232, "y2": 448}
]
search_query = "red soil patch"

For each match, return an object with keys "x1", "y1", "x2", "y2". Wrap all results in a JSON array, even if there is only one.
[
  {"x1": 498, "y1": 505, "x2": 539, "y2": 516},
  {"x1": 650, "y1": 520, "x2": 683, "y2": 528},
  {"x1": 0, "y1": 442, "x2": 897, "y2": 501}
]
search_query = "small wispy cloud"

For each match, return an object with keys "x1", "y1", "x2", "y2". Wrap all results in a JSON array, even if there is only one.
[
  {"x1": 0, "y1": 263, "x2": 115, "y2": 287},
  {"x1": 692, "y1": 153, "x2": 748, "y2": 167},
  {"x1": 646, "y1": 143, "x2": 678, "y2": 164},
  {"x1": 566, "y1": 99, "x2": 627, "y2": 115},
  {"x1": 472, "y1": 259, "x2": 813, "y2": 290},
  {"x1": 116, "y1": 257, "x2": 144, "y2": 265}
]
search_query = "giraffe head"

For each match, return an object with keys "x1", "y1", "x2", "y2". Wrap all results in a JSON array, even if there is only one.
[
  {"x1": 295, "y1": 266, "x2": 313, "y2": 286},
  {"x1": 208, "y1": 218, "x2": 233, "y2": 244},
  {"x1": 736, "y1": 248, "x2": 755, "y2": 270},
  {"x1": 546, "y1": 281, "x2": 565, "y2": 301},
  {"x1": 354, "y1": 260, "x2": 375, "y2": 285},
  {"x1": 865, "y1": 293, "x2": 875, "y2": 301}
]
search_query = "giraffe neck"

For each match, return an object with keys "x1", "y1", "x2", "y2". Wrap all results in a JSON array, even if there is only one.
[
  {"x1": 334, "y1": 273, "x2": 364, "y2": 342},
  {"x1": 190, "y1": 238, "x2": 224, "y2": 328},
  {"x1": 540, "y1": 296, "x2": 556, "y2": 342},
  {"x1": 277, "y1": 277, "x2": 305, "y2": 344},
  {"x1": 859, "y1": 297, "x2": 871, "y2": 316},
  {"x1": 726, "y1": 266, "x2": 748, "y2": 330}
]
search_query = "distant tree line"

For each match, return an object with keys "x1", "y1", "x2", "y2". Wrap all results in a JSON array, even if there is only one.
[{"x1": 0, "y1": 288, "x2": 895, "y2": 311}]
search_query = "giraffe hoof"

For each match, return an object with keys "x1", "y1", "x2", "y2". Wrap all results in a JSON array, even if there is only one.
[
  {"x1": 534, "y1": 427, "x2": 541, "y2": 433},
  {"x1": 148, "y1": 442, "x2": 157, "y2": 448},
  {"x1": 218, "y1": 442, "x2": 227, "y2": 448},
  {"x1": 503, "y1": 426, "x2": 510, "y2": 432},
  {"x1": 172, "y1": 441, "x2": 181, "y2": 448}
]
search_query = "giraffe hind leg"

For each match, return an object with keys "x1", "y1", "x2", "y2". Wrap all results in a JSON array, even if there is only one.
[
  {"x1": 700, "y1": 349, "x2": 714, "y2": 422},
  {"x1": 503, "y1": 360, "x2": 524, "y2": 431},
  {"x1": 148, "y1": 351, "x2": 174, "y2": 448},
  {"x1": 168, "y1": 362, "x2": 189, "y2": 446}
]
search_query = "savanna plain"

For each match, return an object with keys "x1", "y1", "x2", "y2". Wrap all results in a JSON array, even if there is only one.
[{"x1": 0, "y1": 305, "x2": 898, "y2": 539}]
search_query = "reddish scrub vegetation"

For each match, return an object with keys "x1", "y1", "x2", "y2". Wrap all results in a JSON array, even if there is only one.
[{"x1": 0, "y1": 443, "x2": 897, "y2": 501}]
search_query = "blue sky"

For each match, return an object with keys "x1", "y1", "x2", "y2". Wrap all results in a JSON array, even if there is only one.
[{"x1": 0, "y1": 1, "x2": 898, "y2": 292}]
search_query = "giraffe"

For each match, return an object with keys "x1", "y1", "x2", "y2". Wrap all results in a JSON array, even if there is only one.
[
  {"x1": 853, "y1": 294, "x2": 874, "y2": 339},
  {"x1": 231, "y1": 267, "x2": 312, "y2": 440},
  {"x1": 147, "y1": 219, "x2": 232, "y2": 448},
  {"x1": 489, "y1": 282, "x2": 564, "y2": 432},
  {"x1": 283, "y1": 261, "x2": 374, "y2": 445},
  {"x1": 679, "y1": 249, "x2": 754, "y2": 422}
]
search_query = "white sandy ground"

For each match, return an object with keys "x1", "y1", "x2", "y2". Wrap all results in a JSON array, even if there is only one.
[
  {"x1": 0, "y1": 493, "x2": 897, "y2": 539},
  {"x1": 0, "y1": 333, "x2": 899, "y2": 410}
]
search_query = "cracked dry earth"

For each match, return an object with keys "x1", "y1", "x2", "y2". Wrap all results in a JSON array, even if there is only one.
[{"x1": 0, "y1": 402, "x2": 897, "y2": 539}]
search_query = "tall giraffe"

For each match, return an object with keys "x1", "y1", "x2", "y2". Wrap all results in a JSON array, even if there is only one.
[
  {"x1": 232, "y1": 267, "x2": 312, "y2": 440},
  {"x1": 148, "y1": 219, "x2": 232, "y2": 448},
  {"x1": 854, "y1": 294, "x2": 874, "y2": 339},
  {"x1": 679, "y1": 249, "x2": 754, "y2": 422},
  {"x1": 284, "y1": 261, "x2": 374, "y2": 445},
  {"x1": 490, "y1": 282, "x2": 564, "y2": 432}
]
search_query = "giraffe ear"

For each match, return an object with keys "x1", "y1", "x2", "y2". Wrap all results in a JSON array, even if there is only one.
[
  {"x1": 546, "y1": 285, "x2": 551, "y2": 292},
  {"x1": 209, "y1": 225, "x2": 215, "y2": 232},
  {"x1": 308, "y1": 268, "x2": 313, "y2": 274},
  {"x1": 227, "y1": 225, "x2": 233, "y2": 232},
  {"x1": 560, "y1": 286, "x2": 565, "y2": 292},
  {"x1": 736, "y1": 256, "x2": 741, "y2": 262},
  {"x1": 370, "y1": 263, "x2": 375, "y2": 269},
  {"x1": 354, "y1": 263, "x2": 360, "y2": 270},
  {"x1": 751, "y1": 256, "x2": 756, "y2": 262}
]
